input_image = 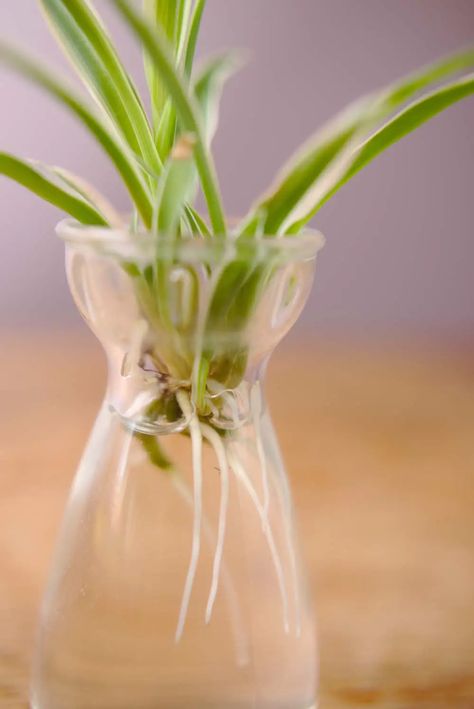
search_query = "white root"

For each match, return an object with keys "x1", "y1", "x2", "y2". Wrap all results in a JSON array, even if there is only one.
[
  {"x1": 175, "y1": 391, "x2": 203, "y2": 642},
  {"x1": 172, "y1": 380, "x2": 292, "y2": 644},
  {"x1": 271, "y1": 458, "x2": 302, "y2": 637},
  {"x1": 199, "y1": 423, "x2": 230, "y2": 624},
  {"x1": 250, "y1": 382, "x2": 270, "y2": 529},
  {"x1": 171, "y1": 474, "x2": 249, "y2": 666},
  {"x1": 226, "y1": 446, "x2": 290, "y2": 634}
]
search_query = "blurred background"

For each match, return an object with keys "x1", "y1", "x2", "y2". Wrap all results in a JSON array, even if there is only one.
[
  {"x1": 0, "y1": 0, "x2": 473, "y2": 336},
  {"x1": 1, "y1": 2, "x2": 473, "y2": 708}
]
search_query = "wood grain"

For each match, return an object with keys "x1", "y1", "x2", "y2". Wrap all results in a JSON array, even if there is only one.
[{"x1": 1, "y1": 334, "x2": 473, "y2": 708}]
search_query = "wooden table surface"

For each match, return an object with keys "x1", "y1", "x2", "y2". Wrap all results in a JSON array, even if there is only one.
[{"x1": 1, "y1": 334, "x2": 473, "y2": 708}]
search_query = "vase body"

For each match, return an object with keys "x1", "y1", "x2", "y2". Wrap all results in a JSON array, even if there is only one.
[{"x1": 31, "y1": 223, "x2": 324, "y2": 709}]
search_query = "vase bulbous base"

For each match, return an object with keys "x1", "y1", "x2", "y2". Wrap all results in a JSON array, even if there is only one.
[{"x1": 30, "y1": 403, "x2": 317, "y2": 709}]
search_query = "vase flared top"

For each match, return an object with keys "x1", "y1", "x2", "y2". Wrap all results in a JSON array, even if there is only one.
[{"x1": 57, "y1": 220, "x2": 324, "y2": 434}]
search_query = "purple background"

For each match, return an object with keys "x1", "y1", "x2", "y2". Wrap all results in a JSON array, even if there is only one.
[{"x1": 0, "y1": 0, "x2": 473, "y2": 337}]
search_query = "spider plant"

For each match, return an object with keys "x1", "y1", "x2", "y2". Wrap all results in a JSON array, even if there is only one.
[{"x1": 1, "y1": 0, "x2": 473, "y2": 638}]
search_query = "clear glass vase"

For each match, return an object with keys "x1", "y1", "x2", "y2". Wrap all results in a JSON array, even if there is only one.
[{"x1": 31, "y1": 221, "x2": 324, "y2": 709}]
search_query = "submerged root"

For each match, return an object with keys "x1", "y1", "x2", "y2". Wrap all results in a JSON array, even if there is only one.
[
  {"x1": 171, "y1": 384, "x2": 292, "y2": 643},
  {"x1": 171, "y1": 473, "x2": 249, "y2": 666},
  {"x1": 175, "y1": 391, "x2": 203, "y2": 642},
  {"x1": 199, "y1": 422, "x2": 230, "y2": 624},
  {"x1": 250, "y1": 382, "x2": 270, "y2": 529},
  {"x1": 226, "y1": 445, "x2": 290, "y2": 634},
  {"x1": 272, "y1": 461, "x2": 302, "y2": 637}
]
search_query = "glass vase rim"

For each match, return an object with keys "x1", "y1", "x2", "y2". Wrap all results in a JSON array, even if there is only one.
[{"x1": 56, "y1": 218, "x2": 325, "y2": 264}]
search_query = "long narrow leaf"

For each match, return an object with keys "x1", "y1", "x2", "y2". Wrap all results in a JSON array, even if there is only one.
[
  {"x1": 184, "y1": 0, "x2": 206, "y2": 77},
  {"x1": 164, "y1": 51, "x2": 243, "y2": 222},
  {"x1": 0, "y1": 153, "x2": 107, "y2": 225},
  {"x1": 246, "y1": 46, "x2": 474, "y2": 234},
  {"x1": 175, "y1": 0, "x2": 193, "y2": 63},
  {"x1": 155, "y1": 134, "x2": 196, "y2": 233},
  {"x1": 112, "y1": 0, "x2": 226, "y2": 234},
  {"x1": 287, "y1": 74, "x2": 474, "y2": 231},
  {"x1": 194, "y1": 52, "x2": 243, "y2": 145},
  {"x1": 143, "y1": 0, "x2": 180, "y2": 128},
  {"x1": 144, "y1": 0, "x2": 192, "y2": 154},
  {"x1": 41, "y1": 0, "x2": 140, "y2": 156},
  {"x1": 183, "y1": 204, "x2": 210, "y2": 236},
  {"x1": 0, "y1": 42, "x2": 153, "y2": 226},
  {"x1": 42, "y1": 0, "x2": 161, "y2": 175},
  {"x1": 155, "y1": 98, "x2": 177, "y2": 160},
  {"x1": 52, "y1": 166, "x2": 123, "y2": 227}
]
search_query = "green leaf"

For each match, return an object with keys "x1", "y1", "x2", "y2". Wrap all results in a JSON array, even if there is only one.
[
  {"x1": 155, "y1": 97, "x2": 177, "y2": 161},
  {"x1": 135, "y1": 431, "x2": 174, "y2": 471},
  {"x1": 52, "y1": 166, "x2": 123, "y2": 227},
  {"x1": 153, "y1": 134, "x2": 198, "y2": 330},
  {"x1": 41, "y1": 0, "x2": 161, "y2": 177},
  {"x1": 0, "y1": 152, "x2": 108, "y2": 225},
  {"x1": 154, "y1": 134, "x2": 197, "y2": 233},
  {"x1": 167, "y1": 52, "x2": 242, "y2": 217},
  {"x1": 194, "y1": 52, "x2": 243, "y2": 145},
  {"x1": 144, "y1": 0, "x2": 193, "y2": 155},
  {"x1": 0, "y1": 41, "x2": 153, "y2": 227},
  {"x1": 246, "y1": 46, "x2": 474, "y2": 234},
  {"x1": 144, "y1": 0, "x2": 179, "y2": 128},
  {"x1": 156, "y1": 49, "x2": 239, "y2": 165},
  {"x1": 287, "y1": 73, "x2": 474, "y2": 231},
  {"x1": 184, "y1": 0, "x2": 206, "y2": 77},
  {"x1": 112, "y1": 0, "x2": 226, "y2": 235},
  {"x1": 175, "y1": 0, "x2": 193, "y2": 64},
  {"x1": 183, "y1": 204, "x2": 210, "y2": 236}
]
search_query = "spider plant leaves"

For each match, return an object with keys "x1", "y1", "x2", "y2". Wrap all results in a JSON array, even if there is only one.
[
  {"x1": 112, "y1": 0, "x2": 226, "y2": 235},
  {"x1": 144, "y1": 0, "x2": 193, "y2": 157},
  {"x1": 154, "y1": 134, "x2": 197, "y2": 233},
  {"x1": 52, "y1": 166, "x2": 123, "y2": 227},
  {"x1": 0, "y1": 41, "x2": 153, "y2": 226},
  {"x1": 144, "y1": 0, "x2": 182, "y2": 129},
  {"x1": 40, "y1": 0, "x2": 162, "y2": 176},
  {"x1": 194, "y1": 52, "x2": 244, "y2": 146},
  {"x1": 183, "y1": 204, "x2": 210, "y2": 236},
  {"x1": 0, "y1": 153, "x2": 107, "y2": 225},
  {"x1": 247, "y1": 46, "x2": 474, "y2": 234},
  {"x1": 184, "y1": 0, "x2": 206, "y2": 77},
  {"x1": 287, "y1": 73, "x2": 474, "y2": 232},
  {"x1": 156, "y1": 50, "x2": 240, "y2": 181},
  {"x1": 157, "y1": 51, "x2": 242, "y2": 218}
]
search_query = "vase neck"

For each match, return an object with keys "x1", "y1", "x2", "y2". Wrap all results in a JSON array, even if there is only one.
[{"x1": 105, "y1": 346, "x2": 268, "y2": 436}]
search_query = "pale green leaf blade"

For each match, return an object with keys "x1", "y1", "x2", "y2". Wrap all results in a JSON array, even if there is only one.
[
  {"x1": 41, "y1": 0, "x2": 161, "y2": 175},
  {"x1": 153, "y1": 0, "x2": 201, "y2": 156},
  {"x1": 52, "y1": 166, "x2": 123, "y2": 227},
  {"x1": 0, "y1": 152, "x2": 108, "y2": 225},
  {"x1": 0, "y1": 41, "x2": 153, "y2": 226},
  {"x1": 287, "y1": 74, "x2": 474, "y2": 231},
  {"x1": 194, "y1": 52, "x2": 244, "y2": 145},
  {"x1": 40, "y1": 0, "x2": 141, "y2": 157},
  {"x1": 112, "y1": 0, "x2": 226, "y2": 234},
  {"x1": 246, "y1": 46, "x2": 474, "y2": 234},
  {"x1": 155, "y1": 98, "x2": 177, "y2": 161},
  {"x1": 184, "y1": 0, "x2": 206, "y2": 77},
  {"x1": 175, "y1": 0, "x2": 193, "y2": 63},
  {"x1": 144, "y1": 0, "x2": 192, "y2": 143},
  {"x1": 170, "y1": 51, "x2": 243, "y2": 216},
  {"x1": 183, "y1": 204, "x2": 210, "y2": 236},
  {"x1": 155, "y1": 134, "x2": 197, "y2": 233},
  {"x1": 143, "y1": 0, "x2": 179, "y2": 127}
]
